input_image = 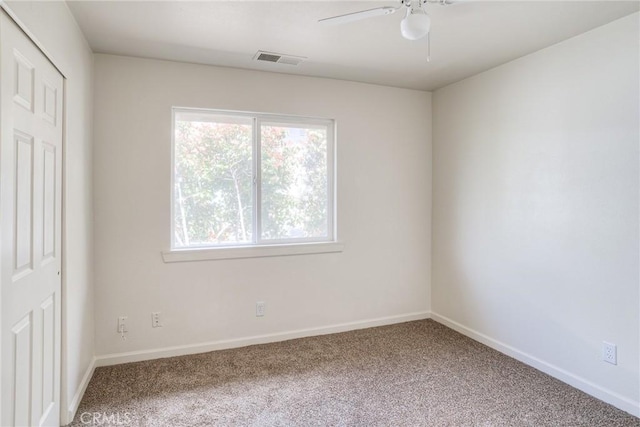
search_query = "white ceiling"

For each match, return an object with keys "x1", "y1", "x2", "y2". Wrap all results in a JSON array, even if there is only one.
[{"x1": 67, "y1": 1, "x2": 639, "y2": 91}]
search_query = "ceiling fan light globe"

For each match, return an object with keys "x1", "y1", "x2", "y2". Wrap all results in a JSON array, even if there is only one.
[{"x1": 400, "y1": 12, "x2": 431, "y2": 40}]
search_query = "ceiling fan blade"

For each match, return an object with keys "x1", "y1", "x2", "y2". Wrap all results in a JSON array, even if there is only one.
[
  {"x1": 319, "y1": 7, "x2": 398, "y2": 26},
  {"x1": 434, "y1": 0, "x2": 472, "y2": 6}
]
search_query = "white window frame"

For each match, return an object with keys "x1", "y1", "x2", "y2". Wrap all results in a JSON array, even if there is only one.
[{"x1": 164, "y1": 107, "x2": 342, "y2": 262}]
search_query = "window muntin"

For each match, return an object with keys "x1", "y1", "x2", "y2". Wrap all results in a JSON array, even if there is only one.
[{"x1": 172, "y1": 108, "x2": 335, "y2": 249}]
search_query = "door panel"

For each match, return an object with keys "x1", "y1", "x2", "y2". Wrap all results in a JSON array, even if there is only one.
[
  {"x1": 42, "y1": 143, "x2": 56, "y2": 263},
  {"x1": 11, "y1": 315, "x2": 31, "y2": 427},
  {"x1": 1, "y1": 10, "x2": 63, "y2": 427},
  {"x1": 13, "y1": 132, "x2": 34, "y2": 278}
]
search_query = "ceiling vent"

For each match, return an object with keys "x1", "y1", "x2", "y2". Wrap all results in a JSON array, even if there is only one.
[{"x1": 253, "y1": 51, "x2": 306, "y2": 66}]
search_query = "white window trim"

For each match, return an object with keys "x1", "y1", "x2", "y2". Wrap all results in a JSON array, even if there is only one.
[
  {"x1": 167, "y1": 107, "x2": 338, "y2": 260},
  {"x1": 162, "y1": 241, "x2": 344, "y2": 263}
]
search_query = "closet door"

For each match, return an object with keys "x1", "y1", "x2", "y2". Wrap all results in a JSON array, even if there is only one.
[{"x1": 0, "y1": 10, "x2": 63, "y2": 427}]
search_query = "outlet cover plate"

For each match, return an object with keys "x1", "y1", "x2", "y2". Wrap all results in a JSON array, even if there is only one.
[
  {"x1": 152, "y1": 312, "x2": 162, "y2": 328},
  {"x1": 602, "y1": 341, "x2": 617, "y2": 365},
  {"x1": 256, "y1": 301, "x2": 266, "y2": 317},
  {"x1": 117, "y1": 316, "x2": 128, "y2": 333}
]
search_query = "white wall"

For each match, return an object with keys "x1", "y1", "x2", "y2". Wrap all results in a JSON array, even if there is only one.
[
  {"x1": 93, "y1": 55, "x2": 431, "y2": 359},
  {"x1": 432, "y1": 13, "x2": 639, "y2": 415},
  {"x1": 1, "y1": 0, "x2": 94, "y2": 424}
]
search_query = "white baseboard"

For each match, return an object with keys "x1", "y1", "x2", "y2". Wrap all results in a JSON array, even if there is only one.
[
  {"x1": 64, "y1": 356, "x2": 97, "y2": 425},
  {"x1": 430, "y1": 312, "x2": 640, "y2": 418},
  {"x1": 95, "y1": 311, "x2": 431, "y2": 367}
]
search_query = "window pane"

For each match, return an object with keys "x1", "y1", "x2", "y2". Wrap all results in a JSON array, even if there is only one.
[
  {"x1": 174, "y1": 114, "x2": 253, "y2": 247},
  {"x1": 261, "y1": 123, "x2": 329, "y2": 241}
]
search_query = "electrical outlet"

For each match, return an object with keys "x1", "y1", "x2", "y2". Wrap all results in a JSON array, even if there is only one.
[
  {"x1": 256, "y1": 301, "x2": 266, "y2": 317},
  {"x1": 117, "y1": 316, "x2": 128, "y2": 333},
  {"x1": 602, "y1": 341, "x2": 617, "y2": 365},
  {"x1": 152, "y1": 312, "x2": 162, "y2": 328}
]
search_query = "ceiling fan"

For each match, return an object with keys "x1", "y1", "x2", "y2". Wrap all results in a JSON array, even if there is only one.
[{"x1": 319, "y1": 0, "x2": 458, "y2": 41}]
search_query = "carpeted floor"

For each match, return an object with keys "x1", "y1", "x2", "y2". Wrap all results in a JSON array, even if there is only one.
[{"x1": 71, "y1": 320, "x2": 639, "y2": 426}]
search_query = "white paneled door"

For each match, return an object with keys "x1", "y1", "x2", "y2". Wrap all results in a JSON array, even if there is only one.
[{"x1": 1, "y1": 11, "x2": 63, "y2": 427}]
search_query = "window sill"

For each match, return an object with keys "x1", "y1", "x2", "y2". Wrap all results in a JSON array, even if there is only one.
[{"x1": 162, "y1": 241, "x2": 344, "y2": 263}]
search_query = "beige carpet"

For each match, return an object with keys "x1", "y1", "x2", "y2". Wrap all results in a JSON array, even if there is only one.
[{"x1": 71, "y1": 320, "x2": 639, "y2": 426}]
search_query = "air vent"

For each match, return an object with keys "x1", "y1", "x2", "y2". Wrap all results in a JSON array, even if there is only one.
[
  {"x1": 257, "y1": 53, "x2": 280, "y2": 63},
  {"x1": 253, "y1": 51, "x2": 306, "y2": 66}
]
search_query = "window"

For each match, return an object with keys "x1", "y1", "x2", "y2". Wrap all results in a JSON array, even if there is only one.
[{"x1": 171, "y1": 108, "x2": 336, "y2": 252}]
